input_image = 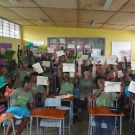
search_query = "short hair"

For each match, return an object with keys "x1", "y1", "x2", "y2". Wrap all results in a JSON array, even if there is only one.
[
  {"x1": 93, "y1": 76, "x2": 105, "y2": 86},
  {"x1": 30, "y1": 72, "x2": 39, "y2": 77},
  {"x1": 22, "y1": 76, "x2": 31, "y2": 87}
]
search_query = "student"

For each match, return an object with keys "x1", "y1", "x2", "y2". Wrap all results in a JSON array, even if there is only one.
[
  {"x1": 0, "y1": 92, "x2": 6, "y2": 112},
  {"x1": 27, "y1": 49, "x2": 35, "y2": 68},
  {"x1": 92, "y1": 76, "x2": 123, "y2": 135},
  {"x1": 58, "y1": 64, "x2": 86, "y2": 122},
  {"x1": 78, "y1": 60, "x2": 96, "y2": 106},
  {"x1": 12, "y1": 60, "x2": 32, "y2": 89},
  {"x1": 3, "y1": 76, "x2": 33, "y2": 135}
]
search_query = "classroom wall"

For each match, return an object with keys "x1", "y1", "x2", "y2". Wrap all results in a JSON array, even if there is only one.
[
  {"x1": 22, "y1": 26, "x2": 135, "y2": 60},
  {"x1": 0, "y1": 36, "x2": 21, "y2": 62}
]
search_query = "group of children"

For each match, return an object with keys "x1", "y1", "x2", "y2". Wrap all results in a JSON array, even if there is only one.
[{"x1": 0, "y1": 44, "x2": 135, "y2": 135}]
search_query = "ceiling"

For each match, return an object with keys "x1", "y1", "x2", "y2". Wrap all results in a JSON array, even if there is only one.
[{"x1": 0, "y1": 0, "x2": 135, "y2": 31}]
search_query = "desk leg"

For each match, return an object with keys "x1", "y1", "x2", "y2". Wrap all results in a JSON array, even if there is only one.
[
  {"x1": 113, "y1": 116, "x2": 117, "y2": 135},
  {"x1": 71, "y1": 101, "x2": 73, "y2": 124},
  {"x1": 11, "y1": 118, "x2": 15, "y2": 135},
  {"x1": 36, "y1": 118, "x2": 39, "y2": 135},
  {"x1": 59, "y1": 119, "x2": 62, "y2": 135},
  {"x1": 90, "y1": 116, "x2": 92, "y2": 135},
  {"x1": 30, "y1": 117, "x2": 33, "y2": 135},
  {"x1": 63, "y1": 118, "x2": 64, "y2": 135},
  {"x1": 120, "y1": 117, "x2": 122, "y2": 135}
]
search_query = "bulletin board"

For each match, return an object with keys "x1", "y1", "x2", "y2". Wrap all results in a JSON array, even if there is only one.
[
  {"x1": 47, "y1": 37, "x2": 106, "y2": 55},
  {"x1": 112, "y1": 42, "x2": 132, "y2": 62}
]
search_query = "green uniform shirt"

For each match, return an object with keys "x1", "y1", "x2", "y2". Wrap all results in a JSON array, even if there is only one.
[
  {"x1": 30, "y1": 82, "x2": 45, "y2": 94},
  {"x1": 16, "y1": 68, "x2": 32, "y2": 88},
  {"x1": 60, "y1": 79, "x2": 74, "y2": 95},
  {"x1": 79, "y1": 76, "x2": 93, "y2": 94},
  {"x1": 10, "y1": 88, "x2": 33, "y2": 108},
  {"x1": 68, "y1": 58, "x2": 75, "y2": 64},
  {"x1": 28, "y1": 56, "x2": 35, "y2": 65},
  {"x1": 93, "y1": 89, "x2": 117, "y2": 106}
]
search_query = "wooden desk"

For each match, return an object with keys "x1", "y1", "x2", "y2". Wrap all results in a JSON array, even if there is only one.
[
  {"x1": 0, "y1": 112, "x2": 15, "y2": 135},
  {"x1": 88, "y1": 107, "x2": 124, "y2": 135},
  {"x1": 29, "y1": 108, "x2": 66, "y2": 135},
  {"x1": 49, "y1": 94, "x2": 74, "y2": 102}
]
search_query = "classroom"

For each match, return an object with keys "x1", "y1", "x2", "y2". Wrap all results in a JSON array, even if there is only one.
[{"x1": 0, "y1": 0, "x2": 135, "y2": 135}]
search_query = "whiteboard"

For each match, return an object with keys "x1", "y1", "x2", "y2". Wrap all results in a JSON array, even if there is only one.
[
  {"x1": 30, "y1": 41, "x2": 44, "y2": 46},
  {"x1": 112, "y1": 42, "x2": 132, "y2": 61}
]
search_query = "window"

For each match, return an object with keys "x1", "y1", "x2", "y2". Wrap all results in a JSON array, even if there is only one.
[{"x1": 0, "y1": 18, "x2": 21, "y2": 39}]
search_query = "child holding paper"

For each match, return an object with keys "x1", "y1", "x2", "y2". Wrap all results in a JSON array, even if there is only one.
[{"x1": 92, "y1": 76, "x2": 123, "y2": 135}]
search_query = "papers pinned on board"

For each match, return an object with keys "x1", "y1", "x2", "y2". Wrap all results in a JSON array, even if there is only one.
[
  {"x1": 63, "y1": 63, "x2": 75, "y2": 72},
  {"x1": 68, "y1": 44, "x2": 75, "y2": 49},
  {"x1": 42, "y1": 61, "x2": 50, "y2": 67},
  {"x1": 104, "y1": 81, "x2": 121, "y2": 92},
  {"x1": 85, "y1": 44, "x2": 90, "y2": 49},
  {"x1": 131, "y1": 61, "x2": 135, "y2": 70},
  {"x1": 128, "y1": 81, "x2": 135, "y2": 94},
  {"x1": 70, "y1": 72, "x2": 74, "y2": 77},
  {"x1": 107, "y1": 56, "x2": 117, "y2": 65},
  {"x1": 37, "y1": 76, "x2": 48, "y2": 85},
  {"x1": 34, "y1": 53, "x2": 41, "y2": 57},
  {"x1": 59, "y1": 38, "x2": 66, "y2": 44},
  {"x1": 82, "y1": 55, "x2": 88, "y2": 60},
  {"x1": 56, "y1": 50, "x2": 64, "y2": 57},
  {"x1": 32, "y1": 63, "x2": 43, "y2": 74},
  {"x1": 47, "y1": 48, "x2": 54, "y2": 53}
]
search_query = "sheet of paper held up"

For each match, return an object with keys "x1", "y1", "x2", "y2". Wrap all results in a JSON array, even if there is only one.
[
  {"x1": 34, "y1": 53, "x2": 41, "y2": 57},
  {"x1": 30, "y1": 47, "x2": 38, "y2": 54},
  {"x1": 118, "y1": 70, "x2": 123, "y2": 78},
  {"x1": 56, "y1": 50, "x2": 64, "y2": 57},
  {"x1": 82, "y1": 55, "x2": 88, "y2": 60},
  {"x1": 63, "y1": 63, "x2": 75, "y2": 72},
  {"x1": 37, "y1": 76, "x2": 48, "y2": 85},
  {"x1": 42, "y1": 61, "x2": 50, "y2": 67},
  {"x1": 70, "y1": 72, "x2": 74, "y2": 77},
  {"x1": 131, "y1": 61, "x2": 135, "y2": 70},
  {"x1": 128, "y1": 81, "x2": 135, "y2": 94},
  {"x1": 104, "y1": 81, "x2": 121, "y2": 92},
  {"x1": 32, "y1": 63, "x2": 43, "y2": 74},
  {"x1": 47, "y1": 48, "x2": 54, "y2": 53},
  {"x1": 68, "y1": 44, "x2": 75, "y2": 49},
  {"x1": 85, "y1": 44, "x2": 90, "y2": 48},
  {"x1": 100, "y1": 57, "x2": 107, "y2": 65},
  {"x1": 107, "y1": 56, "x2": 117, "y2": 65},
  {"x1": 119, "y1": 51, "x2": 130, "y2": 57}
]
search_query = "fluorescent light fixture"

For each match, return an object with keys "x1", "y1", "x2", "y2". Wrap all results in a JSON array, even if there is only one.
[
  {"x1": 103, "y1": 0, "x2": 113, "y2": 10},
  {"x1": 37, "y1": 18, "x2": 44, "y2": 24},
  {"x1": 91, "y1": 20, "x2": 96, "y2": 26},
  {"x1": 9, "y1": 0, "x2": 19, "y2": 5}
]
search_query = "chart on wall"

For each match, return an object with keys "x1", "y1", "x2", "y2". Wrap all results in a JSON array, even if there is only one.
[
  {"x1": 112, "y1": 42, "x2": 132, "y2": 62},
  {"x1": 47, "y1": 37, "x2": 106, "y2": 56}
]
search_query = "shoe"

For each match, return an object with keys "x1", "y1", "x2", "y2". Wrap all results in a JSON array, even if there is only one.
[{"x1": 73, "y1": 115, "x2": 81, "y2": 122}]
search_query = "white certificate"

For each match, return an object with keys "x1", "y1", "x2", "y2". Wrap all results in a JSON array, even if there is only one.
[
  {"x1": 128, "y1": 81, "x2": 135, "y2": 94},
  {"x1": 37, "y1": 76, "x2": 48, "y2": 85},
  {"x1": 70, "y1": 72, "x2": 74, "y2": 77},
  {"x1": 34, "y1": 53, "x2": 41, "y2": 57},
  {"x1": 32, "y1": 63, "x2": 43, "y2": 74},
  {"x1": 118, "y1": 70, "x2": 123, "y2": 78},
  {"x1": 63, "y1": 63, "x2": 75, "y2": 72},
  {"x1": 104, "y1": 81, "x2": 121, "y2": 92},
  {"x1": 119, "y1": 51, "x2": 130, "y2": 57},
  {"x1": 131, "y1": 61, "x2": 135, "y2": 70},
  {"x1": 68, "y1": 44, "x2": 75, "y2": 48},
  {"x1": 56, "y1": 50, "x2": 64, "y2": 57},
  {"x1": 85, "y1": 44, "x2": 90, "y2": 48},
  {"x1": 107, "y1": 56, "x2": 117, "y2": 65},
  {"x1": 42, "y1": 61, "x2": 50, "y2": 67},
  {"x1": 47, "y1": 48, "x2": 54, "y2": 53},
  {"x1": 82, "y1": 55, "x2": 88, "y2": 60},
  {"x1": 100, "y1": 57, "x2": 107, "y2": 65},
  {"x1": 30, "y1": 47, "x2": 38, "y2": 54}
]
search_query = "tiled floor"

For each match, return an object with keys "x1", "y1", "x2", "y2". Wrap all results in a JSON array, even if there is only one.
[{"x1": 0, "y1": 109, "x2": 134, "y2": 135}]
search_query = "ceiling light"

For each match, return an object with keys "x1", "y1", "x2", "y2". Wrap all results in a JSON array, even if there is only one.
[
  {"x1": 103, "y1": 0, "x2": 113, "y2": 10},
  {"x1": 91, "y1": 20, "x2": 96, "y2": 26},
  {"x1": 9, "y1": 0, "x2": 19, "y2": 5},
  {"x1": 37, "y1": 18, "x2": 44, "y2": 24}
]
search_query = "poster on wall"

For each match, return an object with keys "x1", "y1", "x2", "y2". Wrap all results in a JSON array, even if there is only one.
[{"x1": 112, "y1": 42, "x2": 132, "y2": 62}]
